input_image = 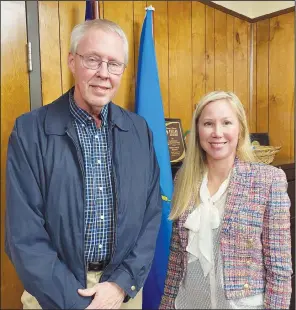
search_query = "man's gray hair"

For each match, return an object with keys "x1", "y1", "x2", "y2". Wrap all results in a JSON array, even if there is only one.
[{"x1": 70, "y1": 19, "x2": 129, "y2": 64}]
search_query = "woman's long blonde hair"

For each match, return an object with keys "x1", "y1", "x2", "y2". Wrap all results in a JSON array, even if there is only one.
[{"x1": 169, "y1": 91, "x2": 255, "y2": 220}]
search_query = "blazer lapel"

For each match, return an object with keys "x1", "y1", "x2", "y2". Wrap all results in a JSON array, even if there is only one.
[
  {"x1": 178, "y1": 195, "x2": 197, "y2": 250},
  {"x1": 222, "y1": 158, "x2": 252, "y2": 234},
  {"x1": 177, "y1": 158, "x2": 253, "y2": 247}
]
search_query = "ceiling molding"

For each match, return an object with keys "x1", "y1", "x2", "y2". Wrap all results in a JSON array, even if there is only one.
[{"x1": 197, "y1": 0, "x2": 295, "y2": 23}]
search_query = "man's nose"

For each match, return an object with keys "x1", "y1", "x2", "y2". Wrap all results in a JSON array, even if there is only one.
[{"x1": 95, "y1": 61, "x2": 109, "y2": 78}]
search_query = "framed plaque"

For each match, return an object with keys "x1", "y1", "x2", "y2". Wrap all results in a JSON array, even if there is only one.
[{"x1": 165, "y1": 118, "x2": 186, "y2": 163}]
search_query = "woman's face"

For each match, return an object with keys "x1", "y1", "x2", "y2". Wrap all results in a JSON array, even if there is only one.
[{"x1": 198, "y1": 99, "x2": 240, "y2": 162}]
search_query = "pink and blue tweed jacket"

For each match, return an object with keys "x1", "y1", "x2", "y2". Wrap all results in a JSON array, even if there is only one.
[{"x1": 160, "y1": 159, "x2": 292, "y2": 309}]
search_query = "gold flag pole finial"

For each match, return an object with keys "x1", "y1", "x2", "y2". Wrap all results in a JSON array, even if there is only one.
[{"x1": 145, "y1": 5, "x2": 155, "y2": 40}]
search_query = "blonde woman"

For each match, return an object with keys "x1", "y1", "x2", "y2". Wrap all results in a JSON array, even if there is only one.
[{"x1": 160, "y1": 91, "x2": 292, "y2": 309}]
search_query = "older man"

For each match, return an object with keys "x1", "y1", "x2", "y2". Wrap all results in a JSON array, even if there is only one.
[{"x1": 5, "y1": 19, "x2": 162, "y2": 309}]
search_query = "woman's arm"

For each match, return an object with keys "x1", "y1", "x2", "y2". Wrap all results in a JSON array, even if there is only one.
[
  {"x1": 159, "y1": 220, "x2": 184, "y2": 309},
  {"x1": 262, "y1": 168, "x2": 293, "y2": 309}
]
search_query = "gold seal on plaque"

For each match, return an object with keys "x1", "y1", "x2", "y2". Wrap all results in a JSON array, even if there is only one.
[{"x1": 165, "y1": 118, "x2": 186, "y2": 163}]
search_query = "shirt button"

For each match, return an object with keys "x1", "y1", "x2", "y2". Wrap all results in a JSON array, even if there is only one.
[
  {"x1": 99, "y1": 244, "x2": 102, "y2": 249},
  {"x1": 243, "y1": 283, "x2": 249, "y2": 290},
  {"x1": 99, "y1": 186, "x2": 103, "y2": 191},
  {"x1": 97, "y1": 160, "x2": 101, "y2": 164},
  {"x1": 131, "y1": 285, "x2": 136, "y2": 291},
  {"x1": 100, "y1": 215, "x2": 104, "y2": 220}
]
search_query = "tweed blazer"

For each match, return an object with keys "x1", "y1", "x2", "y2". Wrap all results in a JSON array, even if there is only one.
[{"x1": 160, "y1": 159, "x2": 292, "y2": 310}]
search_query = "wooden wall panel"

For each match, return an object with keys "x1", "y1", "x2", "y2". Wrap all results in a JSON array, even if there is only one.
[
  {"x1": 133, "y1": 1, "x2": 147, "y2": 79},
  {"x1": 205, "y1": 6, "x2": 214, "y2": 93},
  {"x1": 1, "y1": 1, "x2": 30, "y2": 308},
  {"x1": 168, "y1": 1, "x2": 192, "y2": 132},
  {"x1": 269, "y1": 12, "x2": 294, "y2": 161},
  {"x1": 214, "y1": 10, "x2": 227, "y2": 91},
  {"x1": 256, "y1": 19, "x2": 269, "y2": 133},
  {"x1": 226, "y1": 15, "x2": 234, "y2": 92},
  {"x1": 35, "y1": 0, "x2": 294, "y2": 161},
  {"x1": 250, "y1": 23, "x2": 257, "y2": 133},
  {"x1": 99, "y1": 0, "x2": 104, "y2": 18},
  {"x1": 233, "y1": 18, "x2": 249, "y2": 121},
  {"x1": 247, "y1": 23, "x2": 251, "y2": 129},
  {"x1": 149, "y1": 1, "x2": 169, "y2": 117},
  {"x1": 38, "y1": 1, "x2": 62, "y2": 105},
  {"x1": 192, "y1": 1, "x2": 205, "y2": 108},
  {"x1": 104, "y1": 1, "x2": 135, "y2": 111},
  {"x1": 59, "y1": 1, "x2": 85, "y2": 93}
]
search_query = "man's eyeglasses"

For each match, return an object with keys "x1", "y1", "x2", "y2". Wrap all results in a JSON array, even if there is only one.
[{"x1": 76, "y1": 53, "x2": 126, "y2": 75}]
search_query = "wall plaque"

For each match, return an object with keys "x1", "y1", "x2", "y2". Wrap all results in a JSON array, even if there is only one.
[{"x1": 165, "y1": 118, "x2": 186, "y2": 163}]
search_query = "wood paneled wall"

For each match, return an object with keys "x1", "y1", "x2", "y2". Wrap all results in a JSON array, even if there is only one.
[
  {"x1": 38, "y1": 1, "x2": 294, "y2": 160},
  {"x1": 38, "y1": 1, "x2": 253, "y2": 133},
  {"x1": 0, "y1": 1, "x2": 294, "y2": 308},
  {"x1": 1, "y1": 1, "x2": 30, "y2": 308},
  {"x1": 254, "y1": 11, "x2": 294, "y2": 161}
]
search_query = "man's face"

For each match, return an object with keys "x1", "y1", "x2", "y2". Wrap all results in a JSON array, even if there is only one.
[{"x1": 68, "y1": 28, "x2": 125, "y2": 113}]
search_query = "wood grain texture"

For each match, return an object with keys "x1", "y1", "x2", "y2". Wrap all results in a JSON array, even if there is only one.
[
  {"x1": 250, "y1": 23, "x2": 257, "y2": 133},
  {"x1": 1, "y1": 1, "x2": 30, "y2": 308},
  {"x1": 104, "y1": 1, "x2": 135, "y2": 111},
  {"x1": 269, "y1": 12, "x2": 294, "y2": 161},
  {"x1": 226, "y1": 14, "x2": 234, "y2": 92},
  {"x1": 233, "y1": 18, "x2": 249, "y2": 121},
  {"x1": 256, "y1": 19, "x2": 269, "y2": 133},
  {"x1": 133, "y1": 1, "x2": 147, "y2": 83},
  {"x1": 149, "y1": 1, "x2": 169, "y2": 117},
  {"x1": 192, "y1": 1, "x2": 205, "y2": 108},
  {"x1": 38, "y1": 1, "x2": 62, "y2": 105},
  {"x1": 168, "y1": 1, "x2": 192, "y2": 132},
  {"x1": 214, "y1": 9, "x2": 227, "y2": 91},
  {"x1": 59, "y1": 1, "x2": 85, "y2": 93},
  {"x1": 99, "y1": 0, "x2": 104, "y2": 18},
  {"x1": 205, "y1": 6, "x2": 214, "y2": 93}
]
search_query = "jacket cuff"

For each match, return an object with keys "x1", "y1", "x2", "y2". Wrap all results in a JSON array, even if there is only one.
[{"x1": 107, "y1": 267, "x2": 140, "y2": 299}]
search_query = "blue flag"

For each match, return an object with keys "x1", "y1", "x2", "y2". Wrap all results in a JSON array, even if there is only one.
[
  {"x1": 85, "y1": 0, "x2": 95, "y2": 20},
  {"x1": 135, "y1": 8, "x2": 173, "y2": 310}
]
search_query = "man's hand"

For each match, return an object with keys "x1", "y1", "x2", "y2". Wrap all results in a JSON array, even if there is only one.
[{"x1": 78, "y1": 281, "x2": 125, "y2": 309}]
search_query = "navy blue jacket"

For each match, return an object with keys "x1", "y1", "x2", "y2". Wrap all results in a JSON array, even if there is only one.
[{"x1": 5, "y1": 91, "x2": 162, "y2": 309}]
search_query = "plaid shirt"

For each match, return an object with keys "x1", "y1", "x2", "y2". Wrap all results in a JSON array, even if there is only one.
[{"x1": 69, "y1": 92, "x2": 114, "y2": 263}]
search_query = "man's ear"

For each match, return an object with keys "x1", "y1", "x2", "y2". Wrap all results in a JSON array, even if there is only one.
[{"x1": 68, "y1": 52, "x2": 75, "y2": 75}]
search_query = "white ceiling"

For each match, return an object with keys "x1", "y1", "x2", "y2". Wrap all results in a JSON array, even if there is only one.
[{"x1": 212, "y1": 1, "x2": 295, "y2": 18}]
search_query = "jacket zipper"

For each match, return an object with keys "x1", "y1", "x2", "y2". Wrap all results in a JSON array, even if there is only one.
[
  {"x1": 100, "y1": 125, "x2": 118, "y2": 281},
  {"x1": 66, "y1": 131, "x2": 88, "y2": 288}
]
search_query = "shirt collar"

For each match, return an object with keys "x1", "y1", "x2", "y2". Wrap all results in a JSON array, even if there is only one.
[{"x1": 69, "y1": 88, "x2": 109, "y2": 127}]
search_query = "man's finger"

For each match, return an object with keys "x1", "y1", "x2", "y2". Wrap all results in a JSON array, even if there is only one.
[{"x1": 78, "y1": 287, "x2": 97, "y2": 297}]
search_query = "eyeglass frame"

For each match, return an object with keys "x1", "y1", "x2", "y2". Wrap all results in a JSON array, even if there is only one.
[{"x1": 75, "y1": 53, "x2": 126, "y2": 75}]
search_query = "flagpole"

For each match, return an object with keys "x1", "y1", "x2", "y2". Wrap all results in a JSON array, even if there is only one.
[
  {"x1": 94, "y1": 1, "x2": 99, "y2": 19},
  {"x1": 145, "y1": 5, "x2": 155, "y2": 42}
]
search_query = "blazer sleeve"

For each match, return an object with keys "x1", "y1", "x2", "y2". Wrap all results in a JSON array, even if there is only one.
[
  {"x1": 5, "y1": 122, "x2": 92, "y2": 309},
  {"x1": 159, "y1": 219, "x2": 183, "y2": 309},
  {"x1": 262, "y1": 168, "x2": 293, "y2": 309}
]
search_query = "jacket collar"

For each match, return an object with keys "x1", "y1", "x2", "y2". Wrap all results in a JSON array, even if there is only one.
[{"x1": 44, "y1": 89, "x2": 129, "y2": 135}]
